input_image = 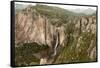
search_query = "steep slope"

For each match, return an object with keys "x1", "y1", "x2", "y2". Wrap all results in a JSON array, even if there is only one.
[
  {"x1": 15, "y1": 4, "x2": 97, "y2": 66},
  {"x1": 15, "y1": 5, "x2": 65, "y2": 66},
  {"x1": 55, "y1": 15, "x2": 96, "y2": 63}
]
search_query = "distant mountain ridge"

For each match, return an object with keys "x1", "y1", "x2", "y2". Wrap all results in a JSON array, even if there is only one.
[
  {"x1": 15, "y1": 3, "x2": 97, "y2": 66},
  {"x1": 15, "y1": 4, "x2": 96, "y2": 16},
  {"x1": 68, "y1": 8, "x2": 96, "y2": 15}
]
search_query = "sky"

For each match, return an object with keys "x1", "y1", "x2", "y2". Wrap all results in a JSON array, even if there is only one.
[{"x1": 15, "y1": 1, "x2": 97, "y2": 11}]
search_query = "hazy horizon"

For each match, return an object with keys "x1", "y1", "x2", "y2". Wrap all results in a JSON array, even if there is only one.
[{"x1": 15, "y1": 2, "x2": 96, "y2": 11}]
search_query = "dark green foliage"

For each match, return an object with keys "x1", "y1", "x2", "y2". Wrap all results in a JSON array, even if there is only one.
[
  {"x1": 15, "y1": 4, "x2": 96, "y2": 66},
  {"x1": 55, "y1": 32, "x2": 96, "y2": 64},
  {"x1": 15, "y1": 42, "x2": 49, "y2": 66},
  {"x1": 31, "y1": 4, "x2": 77, "y2": 25}
]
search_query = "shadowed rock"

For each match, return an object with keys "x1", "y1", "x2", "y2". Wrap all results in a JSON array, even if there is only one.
[{"x1": 15, "y1": 6, "x2": 65, "y2": 64}]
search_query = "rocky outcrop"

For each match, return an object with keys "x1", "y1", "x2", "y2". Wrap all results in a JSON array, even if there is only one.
[
  {"x1": 15, "y1": 5, "x2": 97, "y2": 66},
  {"x1": 55, "y1": 15, "x2": 97, "y2": 63},
  {"x1": 15, "y1": 6, "x2": 65, "y2": 65}
]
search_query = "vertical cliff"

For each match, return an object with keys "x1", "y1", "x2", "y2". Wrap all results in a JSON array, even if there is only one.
[{"x1": 15, "y1": 4, "x2": 97, "y2": 66}]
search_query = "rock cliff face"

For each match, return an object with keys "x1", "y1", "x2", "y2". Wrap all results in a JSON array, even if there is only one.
[
  {"x1": 15, "y1": 5, "x2": 97, "y2": 66},
  {"x1": 15, "y1": 6, "x2": 65, "y2": 47},
  {"x1": 15, "y1": 6, "x2": 65, "y2": 65},
  {"x1": 55, "y1": 15, "x2": 96, "y2": 63}
]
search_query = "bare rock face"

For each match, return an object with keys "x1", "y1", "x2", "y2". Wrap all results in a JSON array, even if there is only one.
[
  {"x1": 55, "y1": 15, "x2": 97, "y2": 63},
  {"x1": 15, "y1": 5, "x2": 97, "y2": 66},
  {"x1": 15, "y1": 7, "x2": 65, "y2": 47},
  {"x1": 78, "y1": 16, "x2": 96, "y2": 60},
  {"x1": 15, "y1": 6, "x2": 65, "y2": 64},
  {"x1": 74, "y1": 16, "x2": 96, "y2": 34}
]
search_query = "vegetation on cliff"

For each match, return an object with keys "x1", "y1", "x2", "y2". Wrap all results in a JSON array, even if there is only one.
[{"x1": 15, "y1": 4, "x2": 97, "y2": 66}]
